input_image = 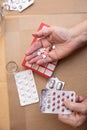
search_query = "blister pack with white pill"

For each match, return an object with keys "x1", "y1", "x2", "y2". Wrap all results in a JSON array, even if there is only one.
[
  {"x1": 22, "y1": 23, "x2": 58, "y2": 78},
  {"x1": 40, "y1": 89, "x2": 76, "y2": 114},
  {"x1": 46, "y1": 77, "x2": 65, "y2": 90},
  {"x1": 3, "y1": 0, "x2": 34, "y2": 12},
  {"x1": 14, "y1": 70, "x2": 39, "y2": 106}
]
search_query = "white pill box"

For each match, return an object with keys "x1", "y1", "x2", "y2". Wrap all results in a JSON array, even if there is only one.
[
  {"x1": 14, "y1": 70, "x2": 39, "y2": 106},
  {"x1": 3, "y1": 0, "x2": 34, "y2": 12}
]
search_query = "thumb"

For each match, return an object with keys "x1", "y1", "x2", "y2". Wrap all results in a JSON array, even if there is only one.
[
  {"x1": 64, "y1": 101, "x2": 86, "y2": 114},
  {"x1": 32, "y1": 27, "x2": 52, "y2": 38}
]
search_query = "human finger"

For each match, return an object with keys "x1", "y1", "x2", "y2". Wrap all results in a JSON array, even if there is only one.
[
  {"x1": 25, "y1": 40, "x2": 42, "y2": 55},
  {"x1": 58, "y1": 114, "x2": 75, "y2": 127},
  {"x1": 64, "y1": 101, "x2": 87, "y2": 114},
  {"x1": 36, "y1": 56, "x2": 52, "y2": 65},
  {"x1": 32, "y1": 27, "x2": 52, "y2": 38},
  {"x1": 76, "y1": 95, "x2": 85, "y2": 102},
  {"x1": 48, "y1": 49, "x2": 58, "y2": 61},
  {"x1": 25, "y1": 51, "x2": 38, "y2": 61},
  {"x1": 28, "y1": 55, "x2": 42, "y2": 64},
  {"x1": 58, "y1": 113, "x2": 87, "y2": 127},
  {"x1": 41, "y1": 38, "x2": 51, "y2": 48}
]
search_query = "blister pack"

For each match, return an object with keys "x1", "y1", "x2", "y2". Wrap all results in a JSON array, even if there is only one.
[
  {"x1": 14, "y1": 70, "x2": 39, "y2": 106},
  {"x1": 46, "y1": 77, "x2": 65, "y2": 90},
  {"x1": 40, "y1": 89, "x2": 76, "y2": 114},
  {"x1": 3, "y1": 0, "x2": 34, "y2": 12}
]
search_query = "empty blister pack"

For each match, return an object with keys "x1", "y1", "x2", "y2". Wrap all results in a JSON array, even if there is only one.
[
  {"x1": 22, "y1": 23, "x2": 58, "y2": 78},
  {"x1": 3, "y1": 0, "x2": 34, "y2": 12},
  {"x1": 14, "y1": 70, "x2": 39, "y2": 106},
  {"x1": 46, "y1": 77, "x2": 65, "y2": 90},
  {"x1": 40, "y1": 89, "x2": 76, "y2": 114}
]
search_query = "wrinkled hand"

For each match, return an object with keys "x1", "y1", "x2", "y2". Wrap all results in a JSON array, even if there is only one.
[
  {"x1": 25, "y1": 26, "x2": 77, "y2": 65},
  {"x1": 58, "y1": 96, "x2": 87, "y2": 127}
]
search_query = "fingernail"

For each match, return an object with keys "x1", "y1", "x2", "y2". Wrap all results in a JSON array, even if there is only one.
[
  {"x1": 32, "y1": 33, "x2": 36, "y2": 37},
  {"x1": 64, "y1": 101, "x2": 70, "y2": 108}
]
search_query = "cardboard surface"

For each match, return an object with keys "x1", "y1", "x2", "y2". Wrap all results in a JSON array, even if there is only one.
[
  {"x1": 7, "y1": 0, "x2": 87, "y2": 15},
  {"x1": 5, "y1": 15, "x2": 87, "y2": 130}
]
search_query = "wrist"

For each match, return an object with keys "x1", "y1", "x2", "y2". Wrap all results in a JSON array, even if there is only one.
[
  {"x1": 69, "y1": 28, "x2": 87, "y2": 48},
  {"x1": 69, "y1": 20, "x2": 87, "y2": 47}
]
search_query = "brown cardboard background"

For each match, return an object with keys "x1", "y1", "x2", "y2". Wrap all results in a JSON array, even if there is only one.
[{"x1": 5, "y1": 15, "x2": 87, "y2": 130}]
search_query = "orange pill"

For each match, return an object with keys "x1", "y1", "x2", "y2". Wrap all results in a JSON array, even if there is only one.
[
  {"x1": 53, "y1": 92, "x2": 56, "y2": 96},
  {"x1": 53, "y1": 97, "x2": 55, "y2": 101},
  {"x1": 57, "y1": 106, "x2": 60, "y2": 109},
  {"x1": 52, "y1": 103, "x2": 55, "y2": 106},
  {"x1": 67, "y1": 95, "x2": 69, "y2": 99},
  {"x1": 62, "y1": 103, "x2": 65, "y2": 107},
  {"x1": 62, "y1": 98, "x2": 64, "y2": 102},
  {"x1": 57, "y1": 100, "x2": 60, "y2": 103},
  {"x1": 57, "y1": 95, "x2": 60, "y2": 98},
  {"x1": 71, "y1": 93, "x2": 74, "y2": 96},
  {"x1": 61, "y1": 108, "x2": 65, "y2": 112},
  {"x1": 62, "y1": 92, "x2": 65, "y2": 96},
  {"x1": 71, "y1": 99, "x2": 74, "y2": 102},
  {"x1": 52, "y1": 108, "x2": 55, "y2": 111}
]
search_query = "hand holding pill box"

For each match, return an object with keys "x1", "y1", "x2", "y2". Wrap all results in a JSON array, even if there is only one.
[
  {"x1": 22, "y1": 23, "x2": 58, "y2": 78},
  {"x1": 40, "y1": 89, "x2": 76, "y2": 114}
]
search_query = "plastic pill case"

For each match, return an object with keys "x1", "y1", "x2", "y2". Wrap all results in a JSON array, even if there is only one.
[{"x1": 22, "y1": 23, "x2": 58, "y2": 78}]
